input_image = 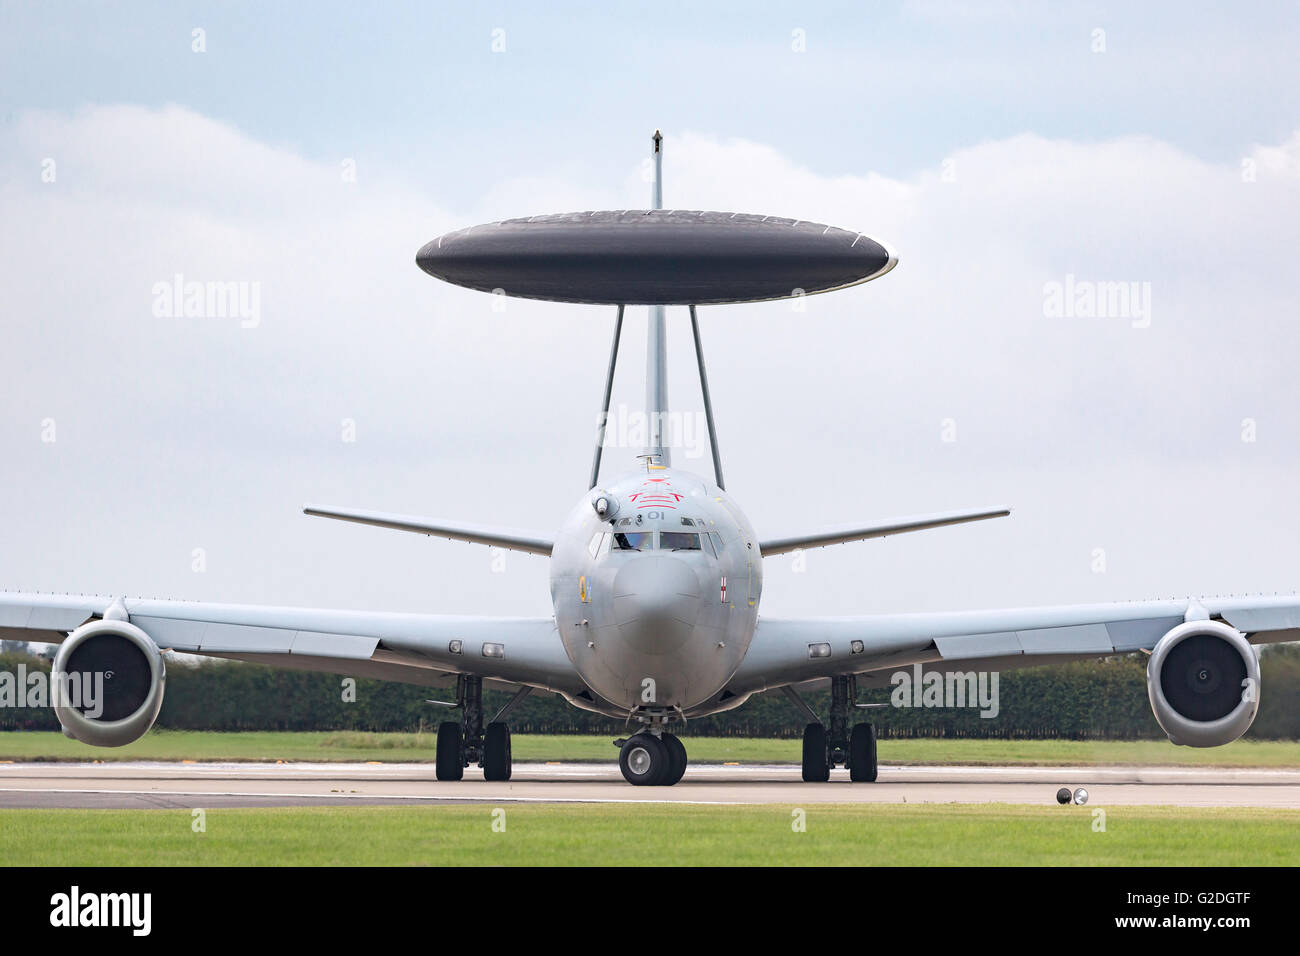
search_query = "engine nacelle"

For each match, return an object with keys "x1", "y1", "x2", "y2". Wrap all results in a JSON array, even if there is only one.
[
  {"x1": 1147, "y1": 620, "x2": 1259, "y2": 747},
  {"x1": 52, "y1": 620, "x2": 165, "y2": 747}
]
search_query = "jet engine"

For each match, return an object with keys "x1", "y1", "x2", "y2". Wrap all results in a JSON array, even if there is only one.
[
  {"x1": 52, "y1": 620, "x2": 166, "y2": 747},
  {"x1": 1147, "y1": 620, "x2": 1259, "y2": 747}
]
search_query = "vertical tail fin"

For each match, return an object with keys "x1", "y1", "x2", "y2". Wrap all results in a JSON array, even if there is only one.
[{"x1": 645, "y1": 130, "x2": 670, "y2": 466}]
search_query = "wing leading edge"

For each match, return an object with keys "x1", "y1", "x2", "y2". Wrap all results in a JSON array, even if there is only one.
[
  {"x1": 758, "y1": 507, "x2": 1010, "y2": 556},
  {"x1": 304, "y1": 505, "x2": 553, "y2": 556}
]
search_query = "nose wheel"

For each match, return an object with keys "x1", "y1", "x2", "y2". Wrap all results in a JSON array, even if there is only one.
[
  {"x1": 661, "y1": 732, "x2": 687, "y2": 785},
  {"x1": 618, "y1": 731, "x2": 687, "y2": 786}
]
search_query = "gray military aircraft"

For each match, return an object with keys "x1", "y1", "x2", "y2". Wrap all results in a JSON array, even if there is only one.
[{"x1": 2, "y1": 133, "x2": 1290, "y2": 785}]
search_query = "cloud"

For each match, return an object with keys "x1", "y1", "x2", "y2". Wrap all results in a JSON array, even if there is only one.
[{"x1": 2, "y1": 104, "x2": 1299, "y2": 619}]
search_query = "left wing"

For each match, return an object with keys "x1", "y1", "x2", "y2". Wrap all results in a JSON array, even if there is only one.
[
  {"x1": 728, "y1": 594, "x2": 1300, "y2": 695},
  {"x1": 758, "y1": 507, "x2": 1010, "y2": 556},
  {"x1": 0, "y1": 591, "x2": 582, "y2": 694}
]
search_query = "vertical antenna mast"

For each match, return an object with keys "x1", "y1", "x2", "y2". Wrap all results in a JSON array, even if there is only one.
[
  {"x1": 645, "y1": 129, "x2": 670, "y2": 466},
  {"x1": 589, "y1": 305, "x2": 625, "y2": 489},
  {"x1": 690, "y1": 305, "x2": 725, "y2": 490}
]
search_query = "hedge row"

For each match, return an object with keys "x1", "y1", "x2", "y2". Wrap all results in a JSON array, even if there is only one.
[{"x1": 2, "y1": 644, "x2": 1298, "y2": 739}]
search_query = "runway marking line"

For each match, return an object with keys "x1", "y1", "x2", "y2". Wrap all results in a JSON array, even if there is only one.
[{"x1": 0, "y1": 786, "x2": 744, "y2": 807}]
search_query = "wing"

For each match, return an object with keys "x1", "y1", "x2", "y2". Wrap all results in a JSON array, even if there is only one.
[
  {"x1": 758, "y1": 507, "x2": 1010, "y2": 556},
  {"x1": 303, "y1": 505, "x2": 553, "y2": 556},
  {"x1": 728, "y1": 594, "x2": 1300, "y2": 694},
  {"x1": 0, "y1": 591, "x2": 582, "y2": 694}
]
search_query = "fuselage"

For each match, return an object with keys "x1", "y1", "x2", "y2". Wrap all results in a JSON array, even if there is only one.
[{"x1": 549, "y1": 461, "x2": 762, "y2": 718}]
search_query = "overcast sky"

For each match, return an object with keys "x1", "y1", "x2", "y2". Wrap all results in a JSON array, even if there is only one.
[{"x1": 1, "y1": 1, "x2": 1299, "y2": 622}]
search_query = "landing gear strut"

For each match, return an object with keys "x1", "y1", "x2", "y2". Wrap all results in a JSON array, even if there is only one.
[
  {"x1": 791, "y1": 677, "x2": 878, "y2": 783},
  {"x1": 617, "y1": 729, "x2": 688, "y2": 786},
  {"x1": 435, "y1": 677, "x2": 530, "y2": 781},
  {"x1": 435, "y1": 674, "x2": 482, "y2": 781}
]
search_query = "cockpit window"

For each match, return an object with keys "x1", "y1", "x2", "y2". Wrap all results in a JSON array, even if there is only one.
[
  {"x1": 660, "y1": 532, "x2": 701, "y2": 551},
  {"x1": 613, "y1": 531, "x2": 653, "y2": 551}
]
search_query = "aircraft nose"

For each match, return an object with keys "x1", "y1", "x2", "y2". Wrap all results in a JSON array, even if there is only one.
[{"x1": 612, "y1": 554, "x2": 702, "y2": 654}]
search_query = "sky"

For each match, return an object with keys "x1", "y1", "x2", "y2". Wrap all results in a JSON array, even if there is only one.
[{"x1": 1, "y1": 1, "x2": 1299, "y2": 623}]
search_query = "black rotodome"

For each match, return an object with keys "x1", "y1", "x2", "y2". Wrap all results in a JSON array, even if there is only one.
[{"x1": 416, "y1": 210, "x2": 895, "y2": 305}]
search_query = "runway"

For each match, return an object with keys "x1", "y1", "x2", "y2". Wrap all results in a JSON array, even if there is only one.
[{"x1": 1, "y1": 761, "x2": 1298, "y2": 809}]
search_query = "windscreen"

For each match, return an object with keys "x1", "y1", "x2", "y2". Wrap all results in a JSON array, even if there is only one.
[
  {"x1": 613, "y1": 531, "x2": 654, "y2": 551},
  {"x1": 659, "y1": 532, "x2": 701, "y2": 551}
]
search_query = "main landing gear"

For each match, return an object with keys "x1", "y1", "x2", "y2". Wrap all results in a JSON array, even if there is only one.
[
  {"x1": 791, "y1": 676, "x2": 878, "y2": 783},
  {"x1": 434, "y1": 676, "x2": 531, "y2": 782},
  {"x1": 617, "y1": 730, "x2": 688, "y2": 786}
]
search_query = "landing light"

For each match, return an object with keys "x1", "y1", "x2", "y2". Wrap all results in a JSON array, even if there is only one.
[
  {"x1": 482, "y1": 643, "x2": 505, "y2": 659},
  {"x1": 807, "y1": 643, "x2": 831, "y2": 659}
]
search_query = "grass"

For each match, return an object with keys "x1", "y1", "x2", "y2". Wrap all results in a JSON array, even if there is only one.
[
  {"x1": 1, "y1": 803, "x2": 1295, "y2": 866},
  {"x1": 0, "y1": 731, "x2": 1298, "y2": 767}
]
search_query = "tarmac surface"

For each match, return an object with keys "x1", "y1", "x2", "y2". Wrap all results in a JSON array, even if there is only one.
[{"x1": 1, "y1": 761, "x2": 1298, "y2": 808}]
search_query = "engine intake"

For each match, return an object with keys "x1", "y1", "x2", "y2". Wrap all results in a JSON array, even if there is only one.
[
  {"x1": 1147, "y1": 620, "x2": 1259, "y2": 747},
  {"x1": 52, "y1": 620, "x2": 165, "y2": 747}
]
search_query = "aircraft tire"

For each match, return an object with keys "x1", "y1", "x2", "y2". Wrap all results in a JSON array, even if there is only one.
[
  {"x1": 848, "y1": 722, "x2": 878, "y2": 782},
  {"x1": 801, "y1": 722, "x2": 830, "y2": 782},
  {"x1": 619, "y1": 733, "x2": 669, "y2": 786},
  {"x1": 661, "y1": 732, "x2": 687, "y2": 786},
  {"x1": 483, "y1": 721, "x2": 512, "y2": 781},
  {"x1": 436, "y1": 721, "x2": 465, "y2": 781}
]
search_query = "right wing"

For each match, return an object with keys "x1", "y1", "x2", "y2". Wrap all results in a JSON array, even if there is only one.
[
  {"x1": 304, "y1": 504, "x2": 553, "y2": 556},
  {"x1": 0, "y1": 591, "x2": 582, "y2": 694}
]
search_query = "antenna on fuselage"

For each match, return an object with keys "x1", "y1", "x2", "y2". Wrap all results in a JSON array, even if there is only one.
[
  {"x1": 690, "y1": 304, "x2": 725, "y2": 490},
  {"x1": 589, "y1": 304, "x2": 624, "y2": 490}
]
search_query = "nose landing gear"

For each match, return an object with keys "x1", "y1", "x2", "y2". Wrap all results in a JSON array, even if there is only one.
[{"x1": 617, "y1": 730, "x2": 688, "y2": 786}]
